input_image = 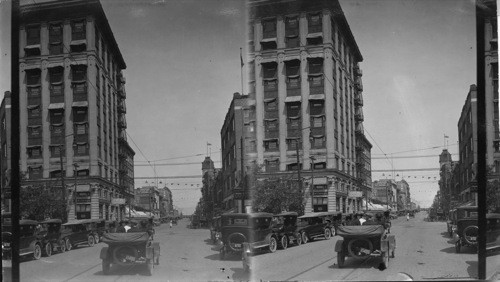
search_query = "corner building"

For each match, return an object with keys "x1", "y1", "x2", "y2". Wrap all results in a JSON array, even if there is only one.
[
  {"x1": 248, "y1": 0, "x2": 372, "y2": 213},
  {"x1": 19, "y1": 0, "x2": 134, "y2": 220}
]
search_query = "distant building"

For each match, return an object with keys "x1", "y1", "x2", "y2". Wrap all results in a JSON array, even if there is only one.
[
  {"x1": 158, "y1": 186, "x2": 173, "y2": 217},
  {"x1": 248, "y1": 0, "x2": 371, "y2": 213},
  {"x1": 0, "y1": 91, "x2": 11, "y2": 213},
  {"x1": 439, "y1": 149, "x2": 459, "y2": 212},
  {"x1": 372, "y1": 179, "x2": 397, "y2": 211},
  {"x1": 18, "y1": 0, "x2": 134, "y2": 220},
  {"x1": 220, "y1": 93, "x2": 249, "y2": 213},
  {"x1": 134, "y1": 186, "x2": 160, "y2": 217},
  {"x1": 396, "y1": 179, "x2": 410, "y2": 210}
]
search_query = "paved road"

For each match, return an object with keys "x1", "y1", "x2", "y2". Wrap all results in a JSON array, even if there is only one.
[
  {"x1": 250, "y1": 211, "x2": 500, "y2": 281},
  {"x1": 17, "y1": 219, "x2": 247, "y2": 281},
  {"x1": 5, "y1": 213, "x2": 500, "y2": 281}
]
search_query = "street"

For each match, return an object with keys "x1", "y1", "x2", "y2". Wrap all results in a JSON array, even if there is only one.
[
  {"x1": 250, "y1": 211, "x2": 500, "y2": 281},
  {"x1": 6, "y1": 213, "x2": 500, "y2": 281},
  {"x1": 17, "y1": 218, "x2": 248, "y2": 282}
]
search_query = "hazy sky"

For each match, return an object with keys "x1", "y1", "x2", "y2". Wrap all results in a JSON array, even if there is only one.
[{"x1": 0, "y1": 0, "x2": 477, "y2": 213}]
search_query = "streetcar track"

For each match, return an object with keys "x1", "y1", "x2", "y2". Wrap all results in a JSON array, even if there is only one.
[
  {"x1": 284, "y1": 257, "x2": 333, "y2": 281},
  {"x1": 62, "y1": 262, "x2": 101, "y2": 282}
]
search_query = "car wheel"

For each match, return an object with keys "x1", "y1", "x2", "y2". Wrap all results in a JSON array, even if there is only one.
[
  {"x1": 337, "y1": 251, "x2": 345, "y2": 268},
  {"x1": 88, "y1": 236, "x2": 95, "y2": 247},
  {"x1": 102, "y1": 259, "x2": 111, "y2": 275},
  {"x1": 301, "y1": 232, "x2": 308, "y2": 244},
  {"x1": 65, "y1": 238, "x2": 72, "y2": 251},
  {"x1": 268, "y1": 237, "x2": 277, "y2": 253},
  {"x1": 59, "y1": 239, "x2": 66, "y2": 253},
  {"x1": 280, "y1": 236, "x2": 288, "y2": 250},
  {"x1": 324, "y1": 228, "x2": 331, "y2": 240},
  {"x1": 33, "y1": 244, "x2": 42, "y2": 260},
  {"x1": 44, "y1": 242, "x2": 52, "y2": 257}
]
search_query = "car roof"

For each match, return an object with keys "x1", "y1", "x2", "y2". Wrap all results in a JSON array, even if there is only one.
[
  {"x1": 487, "y1": 213, "x2": 500, "y2": 219},
  {"x1": 20, "y1": 219, "x2": 39, "y2": 225},
  {"x1": 274, "y1": 212, "x2": 298, "y2": 217},
  {"x1": 221, "y1": 212, "x2": 273, "y2": 218},
  {"x1": 298, "y1": 212, "x2": 334, "y2": 219},
  {"x1": 456, "y1": 206, "x2": 478, "y2": 210},
  {"x1": 39, "y1": 219, "x2": 62, "y2": 224},
  {"x1": 62, "y1": 219, "x2": 97, "y2": 226}
]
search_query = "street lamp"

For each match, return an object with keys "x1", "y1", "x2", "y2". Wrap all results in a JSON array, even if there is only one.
[{"x1": 310, "y1": 156, "x2": 316, "y2": 213}]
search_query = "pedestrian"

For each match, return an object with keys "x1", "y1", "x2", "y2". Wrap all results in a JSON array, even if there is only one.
[
  {"x1": 169, "y1": 219, "x2": 173, "y2": 228},
  {"x1": 406, "y1": 212, "x2": 410, "y2": 221},
  {"x1": 350, "y1": 213, "x2": 361, "y2": 226},
  {"x1": 359, "y1": 213, "x2": 367, "y2": 225},
  {"x1": 124, "y1": 221, "x2": 132, "y2": 233}
]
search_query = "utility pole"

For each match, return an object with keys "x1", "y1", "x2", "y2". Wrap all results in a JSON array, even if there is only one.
[
  {"x1": 310, "y1": 156, "x2": 316, "y2": 213},
  {"x1": 73, "y1": 163, "x2": 79, "y2": 220},
  {"x1": 59, "y1": 145, "x2": 66, "y2": 222},
  {"x1": 240, "y1": 136, "x2": 245, "y2": 213},
  {"x1": 295, "y1": 138, "x2": 302, "y2": 195}
]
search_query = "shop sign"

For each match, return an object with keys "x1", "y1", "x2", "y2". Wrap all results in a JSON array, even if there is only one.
[
  {"x1": 111, "y1": 198, "x2": 126, "y2": 205},
  {"x1": 348, "y1": 191, "x2": 363, "y2": 198}
]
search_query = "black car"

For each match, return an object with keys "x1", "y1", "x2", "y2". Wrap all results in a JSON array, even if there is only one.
[
  {"x1": 61, "y1": 219, "x2": 98, "y2": 251},
  {"x1": 271, "y1": 212, "x2": 301, "y2": 249},
  {"x1": 297, "y1": 212, "x2": 334, "y2": 244},
  {"x1": 39, "y1": 218, "x2": 66, "y2": 256},
  {"x1": 486, "y1": 213, "x2": 500, "y2": 256},
  {"x1": 3, "y1": 219, "x2": 44, "y2": 260},
  {"x1": 219, "y1": 213, "x2": 277, "y2": 260}
]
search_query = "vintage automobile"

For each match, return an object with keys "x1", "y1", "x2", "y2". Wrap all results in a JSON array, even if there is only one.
[
  {"x1": 2, "y1": 219, "x2": 44, "y2": 260},
  {"x1": 100, "y1": 231, "x2": 160, "y2": 275},
  {"x1": 486, "y1": 213, "x2": 500, "y2": 256},
  {"x1": 38, "y1": 218, "x2": 67, "y2": 256},
  {"x1": 210, "y1": 216, "x2": 222, "y2": 244},
  {"x1": 335, "y1": 224, "x2": 396, "y2": 268},
  {"x1": 61, "y1": 219, "x2": 98, "y2": 251},
  {"x1": 219, "y1": 213, "x2": 277, "y2": 260},
  {"x1": 1, "y1": 213, "x2": 12, "y2": 259},
  {"x1": 453, "y1": 205, "x2": 478, "y2": 253},
  {"x1": 296, "y1": 212, "x2": 337, "y2": 243},
  {"x1": 271, "y1": 212, "x2": 301, "y2": 249},
  {"x1": 446, "y1": 209, "x2": 457, "y2": 237}
]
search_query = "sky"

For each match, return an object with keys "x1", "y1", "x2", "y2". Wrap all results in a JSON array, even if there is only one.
[{"x1": 0, "y1": 0, "x2": 478, "y2": 213}]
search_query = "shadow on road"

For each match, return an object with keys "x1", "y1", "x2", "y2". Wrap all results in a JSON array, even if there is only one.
[
  {"x1": 465, "y1": 260, "x2": 478, "y2": 279},
  {"x1": 230, "y1": 267, "x2": 250, "y2": 281},
  {"x1": 93, "y1": 264, "x2": 152, "y2": 277},
  {"x1": 204, "y1": 253, "x2": 242, "y2": 262},
  {"x1": 327, "y1": 256, "x2": 380, "y2": 270}
]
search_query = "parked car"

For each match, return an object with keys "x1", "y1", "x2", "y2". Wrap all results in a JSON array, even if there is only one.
[
  {"x1": 1, "y1": 212, "x2": 12, "y2": 259},
  {"x1": 453, "y1": 205, "x2": 478, "y2": 253},
  {"x1": 486, "y1": 213, "x2": 500, "y2": 256},
  {"x1": 446, "y1": 209, "x2": 457, "y2": 237},
  {"x1": 210, "y1": 216, "x2": 222, "y2": 244},
  {"x1": 61, "y1": 219, "x2": 98, "y2": 251},
  {"x1": 38, "y1": 218, "x2": 66, "y2": 256},
  {"x1": 219, "y1": 213, "x2": 277, "y2": 260},
  {"x1": 297, "y1": 212, "x2": 335, "y2": 244},
  {"x1": 271, "y1": 212, "x2": 301, "y2": 249},
  {"x1": 2, "y1": 219, "x2": 44, "y2": 260}
]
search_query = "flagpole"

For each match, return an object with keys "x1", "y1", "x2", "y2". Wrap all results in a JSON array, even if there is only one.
[{"x1": 240, "y1": 47, "x2": 244, "y2": 95}]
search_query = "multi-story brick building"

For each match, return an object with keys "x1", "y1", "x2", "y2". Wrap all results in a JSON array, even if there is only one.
[
  {"x1": 1, "y1": 91, "x2": 12, "y2": 213},
  {"x1": 18, "y1": 0, "x2": 133, "y2": 220},
  {"x1": 247, "y1": 0, "x2": 371, "y2": 213},
  {"x1": 220, "y1": 92, "x2": 250, "y2": 213},
  {"x1": 372, "y1": 179, "x2": 397, "y2": 211}
]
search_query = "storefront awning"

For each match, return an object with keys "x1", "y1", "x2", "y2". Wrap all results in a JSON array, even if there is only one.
[
  {"x1": 285, "y1": 96, "x2": 302, "y2": 103},
  {"x1": 72, "y1": 101, "x2": 88, "y2": 108},
  {"x1": 309, "y1": 94, "x2": 325, "y2": 100},
  {"x1": 48, "y1": 103, "x2": 65, "y2": 110}
]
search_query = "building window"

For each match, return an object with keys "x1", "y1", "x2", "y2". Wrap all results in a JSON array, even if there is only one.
[
  {"x1": 48, "y1": 23, "x2": 63, "y2": 55},
  {"x1": 262, "y1": 18, "x2": 276, "y2": 39},
  {"x1": 73, "y1": 107, "x2": 88, "y2": 123},
  {"x1": 74, "y1": 123, "x2": 88, "y2": 135},
  {"x1": 311, "y1": 135, "x2": 325, "y2": 149},
  {"x1": 311, "y1": 116, "x2": 325, "y2": 128},
  {"x1": 287, "y1": 162, "x2": 302, "y2": 171},
  {"x1": 266, "y1": 159, "x2": 279, "y2": 172},
  {"x1": 74, "y1": 143, "x2": 89, "y2": 156},
  {"x1": 264, "y1": 139, "x2": 279, "y2": 151},
  {"x1": 50, "y1": 145, "x2": 62, "y2": 158},
  {"x1": 49, "y1": 67, "x2": 64, "y2": 102},
  {"x1": 308, "y1": 13, "x2": 322, "y2": 34},
  {"x1": 29, "y1": 166, "x2": 42, "y2": 180},
  {"x1": 50, "y1": 110, "x2": 64, "y2": 125},
  {"x1": 287, "y1": 138, "x2": 300, "y2": 151},
  {"x1": 72, "y1": 65, "x2": 87, "y2": 101},
  {"x1": 313, "y1": 162, "x2": 326, "y2": 170},
  {"x1": 310, "y1": 100, "x2": 324, "y2": 116},
  {"x1": 25, "y1": 25, "x2": 41, "y2": 56},
  {"x1": 27, "y1": 146, "x2": 42, "y2": 159},
  {"x1": 28, "y1": 126, "x2": 41, "y2": 138},
  {"x1": 265, "y1": 99, "x2": 277, "y2": 112},
  {"x1": 77, "y1": 169, "x2": 89, "y2": 176},
  {"x1": 285, "y1": 16, "x2": 299, "y2": 48},
  {"x1": 28, "y1": 106, "x2": 41, "y2": 119},
  {"x1": 26, "y1": 69, "x2": 41, "y2": 86},
  {"x1": 71, "y1": 20, "x2": 86, "y2": 41}
]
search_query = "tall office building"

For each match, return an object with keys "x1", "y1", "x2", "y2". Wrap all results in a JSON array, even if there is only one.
[
  {"x1": 19, "y1": 0, "x2": 134, "y2": 220},
  {"x1": 1, "y1": 92, "x2": 12, "y2": 213},
  {"x1": 247, "y1": 0, "x2": 372, "y2": 213}
]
